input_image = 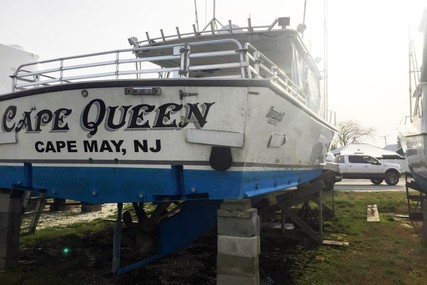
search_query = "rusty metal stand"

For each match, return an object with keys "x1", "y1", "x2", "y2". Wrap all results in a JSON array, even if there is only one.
[
  {"x1": 20, "y1": 193, "x2": 46, "y2": 235},
  {"x1": 405, "y1": 174, "x2": 425, "y2": 221},
  {"x1": 404, "y1": 174, "x2": 427, "y2": 239},
  {"x1": 256, "y1": 176, "x2": 333, "y2": 244}
]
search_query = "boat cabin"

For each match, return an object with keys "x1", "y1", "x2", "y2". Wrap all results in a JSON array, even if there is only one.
[{"x1": 11, "y1": 17, "x2": 325, "y2": 117}]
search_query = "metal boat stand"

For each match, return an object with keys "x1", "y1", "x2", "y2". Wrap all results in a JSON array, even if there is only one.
[
  {"x1": 405, "y1": 174, "x2": 425, "y2": 221},
  {"x1": 255, "y1": 176, "x2": 334, "y2": 244},
  {"x1": 404, "y1": 174, "x2": 427, "y2": 239},
  {"x1": 111, "y1": 199, "x2": 221, "y2": 275},
  {"x1": 12, "y1": 163, "x2": 46, "y2": 235}
]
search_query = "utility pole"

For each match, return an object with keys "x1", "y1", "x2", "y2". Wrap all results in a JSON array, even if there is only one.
[{"x1": 381, "y1": 135, "x2": 389, "y2": 147}]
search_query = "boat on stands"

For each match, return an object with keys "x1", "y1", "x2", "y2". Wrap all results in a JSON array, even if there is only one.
[
  {"x1": 1, "y1": 17, "x2": 335, "y2": 203},
  {"x1": 399, "y1": 8, "x2": 427, "y2": 192},
  {"x1": 0, "y1": 16, "x2": 335, "y2": 272}
]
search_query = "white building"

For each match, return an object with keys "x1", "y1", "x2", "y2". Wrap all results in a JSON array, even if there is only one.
[{"x1": 0, "y1": 44, "x2": 38, "y2": 95}]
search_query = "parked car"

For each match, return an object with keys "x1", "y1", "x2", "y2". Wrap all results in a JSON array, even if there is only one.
[{"x1": 335, "y1": 154, "x2": 401, "y2": 185}]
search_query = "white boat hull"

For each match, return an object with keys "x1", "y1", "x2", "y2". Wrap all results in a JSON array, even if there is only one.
[
  {"x1": 0, "y1": 79, "x2": 335, "y2": 203},
  {"x1": 399, "y1": 133, "x2": 427, "y2": 192}
]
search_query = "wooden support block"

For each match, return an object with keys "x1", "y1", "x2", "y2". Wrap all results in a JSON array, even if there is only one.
[
  {"x1": 322, "y1": 240, "x2": 349, "y2": 246},
  {"x1": 0, "y1": 190, "x2": 24, "y2": 270},
  {"x1": 367, "y1": 204, "x2": 380, "y2": 222}
]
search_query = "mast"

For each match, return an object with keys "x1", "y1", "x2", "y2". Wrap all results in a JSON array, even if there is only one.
[
  {"x1": 408, "y1": 19, "x2": 413, "y2": 121},
  {"x1": 324, "y1": 0, "x2": 329, "y2": 121}
]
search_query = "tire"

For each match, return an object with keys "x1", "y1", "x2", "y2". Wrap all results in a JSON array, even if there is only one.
[
  {"x1": 322, "y1": 170, "x2": 336, "y2": 191},
  {"x1": 385, "y1": 171, "x2": 400, "y2": 185},
  {"x1": 370, "y1": 178, "x2": 383, "y2": 185}
]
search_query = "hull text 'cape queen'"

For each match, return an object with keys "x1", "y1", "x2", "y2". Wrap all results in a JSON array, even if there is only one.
[{"x1": 0, "y1": 17, "x2": 336, "y2": 203}]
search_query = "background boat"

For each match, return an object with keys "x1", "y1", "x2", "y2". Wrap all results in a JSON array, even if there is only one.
[{"x1": 398, "y1": 8, "x2": 427, "y2": 192}]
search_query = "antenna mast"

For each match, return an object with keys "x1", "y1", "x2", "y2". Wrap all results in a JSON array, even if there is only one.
[
  {"x1": 201, "y1": 0, "x2": 224, "y2": 31},
  {"x1": 194, "y1": 0, "x2": 200, "y2": 32},
  {"x1": 301, "y1": 0, "x2": 308, "y2": 38}
]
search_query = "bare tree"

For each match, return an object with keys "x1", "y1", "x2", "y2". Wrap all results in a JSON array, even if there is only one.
[{"x1": 331, "y1": 120, "x2": 375, "y2": 149}]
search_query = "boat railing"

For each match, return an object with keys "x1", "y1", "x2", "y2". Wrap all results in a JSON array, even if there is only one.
[
  {"x1": 137, "y1": 17, "x2": 285, "y2": 47},
  {"x1": 12, "y1": 44, "x2": 183, "y2": 90},
  {"x1": 11, "y1": 37, "x2": 305, "y2": 103},
  {"x1": 244, "y1": 43, "x2": 305, "y2": 102}
]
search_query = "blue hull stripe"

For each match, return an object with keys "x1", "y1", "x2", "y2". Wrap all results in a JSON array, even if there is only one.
[{"x1": 0, "y1": 165, "x2": 322, "y2": 203}]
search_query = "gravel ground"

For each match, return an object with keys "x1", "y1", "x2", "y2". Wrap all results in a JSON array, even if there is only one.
[{"x1": 34, "y1": 203, "x2": 118, "y2": 230}]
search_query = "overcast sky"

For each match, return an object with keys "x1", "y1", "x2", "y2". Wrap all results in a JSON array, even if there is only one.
[{"x1": 0, "y1": 0, "x2": 426, "y2": 147}]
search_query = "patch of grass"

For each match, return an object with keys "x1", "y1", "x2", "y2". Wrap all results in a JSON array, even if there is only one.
[
  {"x1": 20, "y1": 219, "x2": 111, "y2": 248},
  {"x1": 294, "y1": 191, "x2": 427, "y2": 285}
]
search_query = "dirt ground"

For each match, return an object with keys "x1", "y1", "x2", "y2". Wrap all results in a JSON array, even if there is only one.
[
  {"x1": 16, "y1": 226, "x2": 308, "y2": 285},
  {"x1": 13, "y1": 205, "x2": 312, "y2": 285}
]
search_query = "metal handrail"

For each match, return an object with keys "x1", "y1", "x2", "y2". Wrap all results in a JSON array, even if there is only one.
[
  {"x1": 136, "y1": 18, "x2": 284, "y2": 47},
  {"x1": 11, "y1": 37, "x2": 306, "y2": 105},
  {"x1": 12, "y1": 39, "x2": 248, "y2": 90},
  {"x1": 244, "y1": 43, "x2": 306, "y2": 103}
]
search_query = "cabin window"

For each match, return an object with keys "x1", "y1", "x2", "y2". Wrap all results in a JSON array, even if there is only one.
[
  {"x1": 306, "y1": 64, "x2": 322, "y2": 114},
  {"x1": 290, "y1": 42, "x2": 304, "y2": 90},
  {"x1": 412, "y1": 88, "x2": 423, "y2": 118},
  {"x1": 289, "y1": 42, "x2": 323, "y2": 115}
]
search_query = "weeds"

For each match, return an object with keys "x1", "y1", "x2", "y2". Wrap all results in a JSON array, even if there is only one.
[{"x1": 296, "y1": 191, "x2": 427, "y2": 285}]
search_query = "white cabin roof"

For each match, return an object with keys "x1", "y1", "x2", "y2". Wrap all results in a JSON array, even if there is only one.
[{"x1": 332, "y1": 143, "x2": 401, "y2": 159}]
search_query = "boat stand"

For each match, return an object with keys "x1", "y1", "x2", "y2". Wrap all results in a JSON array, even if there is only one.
[
  {"x1": 217, "y1": 199, "x2": 261, "y2": 284},
  {"x1": 0, "y1": 163, "x2": 46, "y2": 270},
  {"x1": 11, "y1": 163, "x2": 47, "y2": 235},
  {"x1": 404, "y1": 174, "x2": 427, "y2": 239},
  {"x1": 20, "y1": 192, "x2": 46, "y2": 235},
  {"x1": 405, "y1": 174, "x2": 425, "y2": 221},
  {"x1": 256, "y1": 177, "x2": 334, "y2": 244},
  {"x1": 112, "y1": 199, "x2": 221, "y2": 275}
]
